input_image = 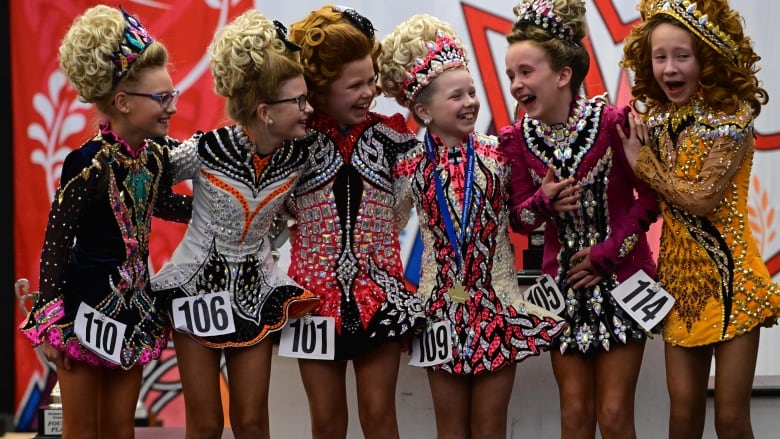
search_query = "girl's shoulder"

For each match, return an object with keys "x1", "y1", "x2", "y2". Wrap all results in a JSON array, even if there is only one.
[
  {"x1": 472, "y1": 131, "x2": 505, "y2": 163},
  {"x1": 600, "y1": 102, "x2": 630, "y2": 123},
  {"x1": 473, "y1": 131, "x2": 498, "y2": 147},
  {"x1": 370, "y1": 111, "x2": 415, "y2": 137},
  {"x1": 647, "y1": 99, "x2": 754, "y2": 140},
  {"x1": 704, "y1": 101, "x2": 754, "y2": 128}
]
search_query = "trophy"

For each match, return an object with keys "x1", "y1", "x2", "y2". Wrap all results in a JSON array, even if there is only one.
[
  {"x1": 15, "y1": 278, "x2": 63, "y2": 438},
  {"x1": 36, "y1": 383, "x2": 62, "y2": 438},
  {"x1": 517, "y1": 225, "x2": 545, "y2": 286}
]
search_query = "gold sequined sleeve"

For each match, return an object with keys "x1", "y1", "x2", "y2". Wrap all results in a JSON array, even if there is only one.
[{"x1": 634, "y1": 134, "x2": 749, "y2": 217}]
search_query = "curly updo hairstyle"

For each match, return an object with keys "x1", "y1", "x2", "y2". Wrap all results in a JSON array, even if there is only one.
[
  {"x1": 208, "y1": 9, "x2": 304, "y2": 126},
  {"x1": 288, "y1": 5, "x2": 380, "y2": 111},
  {"x1": 58, "y1": 5, "x2": 169, "y2": 115},
  {"x1": 378, "y1": 14, "x2": 465, "y2": 108}
]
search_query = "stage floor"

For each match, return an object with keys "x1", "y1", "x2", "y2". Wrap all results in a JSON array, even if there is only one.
[{"x1": 3, "y1": 427, "x2": 235, "y2": 438}]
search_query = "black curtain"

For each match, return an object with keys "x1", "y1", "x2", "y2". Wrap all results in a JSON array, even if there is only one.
[{"x1": 2, "y1": 0, "x2": 17, "y2": 432}]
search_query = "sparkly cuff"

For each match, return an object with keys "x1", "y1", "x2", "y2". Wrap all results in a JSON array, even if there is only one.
[
  {"x1": 617, "y1": 233, "x2": 639, "y2": 259},
  {"x1": 519, "y1": 207, "x2": 537, "y2": 225},
  {"x1": 19, "y1": 296, "x2": 65, "y2": 347}
]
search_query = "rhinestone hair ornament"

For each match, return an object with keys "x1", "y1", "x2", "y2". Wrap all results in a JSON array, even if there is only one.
[
  {"x1": 332, "y1": 5, "x2": 375, "y2": 40},
  {"x1": 513, "y1": 0, "x2": 579, "y2": 46},
  {"x1": 111, "y1": 7, "x2": 154, "y2": 86},
  {"x1": 400, "y1": 31, "x2": 469, "y2": 108},
  {"x1": 644, "y1": 0, "x2": 740, "y2": 65},
  {"x1": 273, "y1": 20, "x2": 301, "y2": 52}
]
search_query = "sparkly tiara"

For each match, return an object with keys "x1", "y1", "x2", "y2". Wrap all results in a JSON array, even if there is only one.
[
  {"x1": 111, "y1": 7, "x2": 153, "y2": 86},
  {"x1": 645, "y1": 0, "x2": 740, "y2": 65},
  {"x1": 513, "y1": 0, "x2": 577, "y2": 45},
  {"x1": 401, "y1": 32, "x2": 468, "y2": 107}
]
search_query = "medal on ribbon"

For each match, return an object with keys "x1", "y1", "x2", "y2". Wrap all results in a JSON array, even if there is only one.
[
  {"x1": 425, "y1": 131, "x2": 475, "y2": 305},
  {"x1": 448, "y1": 282, "x2": 470, "y2": 304}
]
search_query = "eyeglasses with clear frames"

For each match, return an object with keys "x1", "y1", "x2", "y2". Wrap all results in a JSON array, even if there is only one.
[
  {"x1": 124, "y1": 90, "x2": 181, "y2": 110},
  {"x1": 266, "y1": 94, "x2": 308, "y2": 111}
]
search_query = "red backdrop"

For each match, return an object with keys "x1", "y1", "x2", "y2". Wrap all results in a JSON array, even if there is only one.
[
  {"x1": 13, "y1": 0, "x2": 778, "y2": 431},
  {"x1": 11, "y1": 0, "x2": 253, "y2": 429}
]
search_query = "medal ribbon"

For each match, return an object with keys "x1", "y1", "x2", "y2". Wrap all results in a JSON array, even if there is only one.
[{"x1": 423, "y1": 130, "x2": 475, "y2": 270}]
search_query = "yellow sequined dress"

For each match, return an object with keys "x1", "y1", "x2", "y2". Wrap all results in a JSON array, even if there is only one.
[{"x1": 634, "y1": 98, "x2": 780, "y2": 346}]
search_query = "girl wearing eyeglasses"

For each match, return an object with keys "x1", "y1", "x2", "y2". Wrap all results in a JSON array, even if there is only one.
[
  {"x1": 284, "y1": 5, "x2": 425, "y2": 439},
  {"x1": 17, "y1": 5, "x2": 192, "y2": 438},
  {"x1": 150, "y1": 9, "x2": 319, "y2": 439}
]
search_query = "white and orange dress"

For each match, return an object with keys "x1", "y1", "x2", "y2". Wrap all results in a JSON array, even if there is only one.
[{"x1": 152, "y1": 125, "x2": 319, "y2": 347}]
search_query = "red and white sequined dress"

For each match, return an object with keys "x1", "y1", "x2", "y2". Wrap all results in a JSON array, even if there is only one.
[
  {"x1": 287, "y1": 111, "x2": 425, "y2": 359},
  {"x1": 396, "y1": 130, "x2": 567, "y2": 375}
]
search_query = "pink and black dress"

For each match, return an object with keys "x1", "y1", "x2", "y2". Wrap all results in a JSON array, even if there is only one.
[{"x1": 499, "y1": 95, "x2": 659, "y2": 355}]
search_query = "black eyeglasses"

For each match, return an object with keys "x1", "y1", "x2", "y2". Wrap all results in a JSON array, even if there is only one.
[
  {"x1": 124, "y1": 90, "x2": 181, "y2": 110},
  {"x1": 266, "y1": 94, "x2": 308, "y2": 111}
]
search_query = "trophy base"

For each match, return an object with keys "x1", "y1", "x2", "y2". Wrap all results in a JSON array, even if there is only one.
[{"x1": 36, "y1": 407, "x2": 62, "y2": 438}]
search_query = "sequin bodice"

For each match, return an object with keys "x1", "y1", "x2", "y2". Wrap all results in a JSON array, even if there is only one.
[
  {"x1": 401, "y1": 132, "x2": 520, "y2": 303},
  {"x1": 20, "y1": 127, "x2": 191, "y2": 369},
  {"x1": 394, "y1": 131, "x2": 568, "y2": 374},
  {"x1": 501, "y1": 97, "x2": 657, "y2": 284},
  {"x1": 165, "y1": 126, "x2": 305, "y2": 257},
  {"x1": 635, "y1": 99, "x2": 780, "y2": 346},
  {"x1": 499, "y1": 98, "x2": 658, "y2": 354},
  {"x1": 38, "y1": 131, "x2": 192, "y2": 303},
  {"x1": 288, "y1": 111, "x2": 421, "y2": 336},
  {"x1": 152, "y1": 126, "x2": 309, "y2": 325}
]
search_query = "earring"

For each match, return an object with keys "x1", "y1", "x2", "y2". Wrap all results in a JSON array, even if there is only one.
[
  {"x1": 268, "y1": 117, "x2": 274, "y2": 126},
  {"x1": 423, "y1": 118, "x2": 431, "y2": 126}
]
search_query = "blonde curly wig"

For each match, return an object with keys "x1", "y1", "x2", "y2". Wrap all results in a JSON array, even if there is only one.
[
  {"x1": 58, "y1": 5, "x2": 168, "y2": 112},
  {"x1": 378, "y1": 14, "x2": 466, "y2": 110},
  {"x1": 209, "y1": 9, "x2": 304, "y2": 125}
]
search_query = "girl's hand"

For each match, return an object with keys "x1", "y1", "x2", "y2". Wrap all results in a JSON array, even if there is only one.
[
  {"x1": 541, "y1": 167, "x2": 581, "y2": 213},
  {"x1": 41, "y1": 339, "x2": 70, "y2": 371},
  {"x1": 566, "y1": 248, "x2": 603, "y2": 289},
  {"x1": 617, "y1": 112, "x2": 648, "y2": 168}
]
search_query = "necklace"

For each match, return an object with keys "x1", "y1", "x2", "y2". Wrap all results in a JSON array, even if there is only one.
[
  {"x1": 525, "y1": 94, "x2": 600, "y2": 179},
  {"x1": 547, "y1": 122, "x2": 573, "y2": 160},
  {"x1": 669, "y1": 98, "x2": 698, "y2": 133}
]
